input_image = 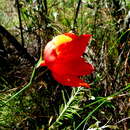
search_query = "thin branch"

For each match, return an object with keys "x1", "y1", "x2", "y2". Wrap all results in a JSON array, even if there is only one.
[
  {"x1": 115, "y1": 117, "x2": 130, "y2": 124},
  {"x1": 72, "y1": 0, "x2": 82, "y2": 33},
  {"x1": 0, "y1": 25, "x2": 36, "y2": 65},
  {"x1": 16, "y1": 0, "x2": 25, "y2": 47},
  {"x1": 44, "y1": 0, "x2": 48, "y2": 15}
]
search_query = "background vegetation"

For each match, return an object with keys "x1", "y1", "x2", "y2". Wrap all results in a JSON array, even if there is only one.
[{"x1": 0, "y1": 0, "x2": 130, "y2": 129}]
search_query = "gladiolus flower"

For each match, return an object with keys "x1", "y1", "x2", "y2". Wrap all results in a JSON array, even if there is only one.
[{"x1": 39, "y1": 33, "x2": 94, "y2": 88}]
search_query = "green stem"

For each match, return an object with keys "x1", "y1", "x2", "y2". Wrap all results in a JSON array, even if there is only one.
[
  {"x1": 108, "y1": 29, "x2": 130, "y2": 55},
  {"x1": 85, "y1": 83, "x2": 130, "y2": 108},
  {"x1": 49, "y1": 87, "x2": 83, "y2": 129},
  {"x1": 74, "y1": 84, "x2": 130, "y2": 129},
  {"x1": 74, "y1": 100, "x2": 106, "y2": 130},
  {"x1": 108, "y1": 83, "x2": 130, "y2": 98},
  {"x1": 4, "y1": 67, "x2": 36, "y2": 104}
]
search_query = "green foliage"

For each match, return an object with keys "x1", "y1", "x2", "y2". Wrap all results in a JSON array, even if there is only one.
[
  {"x1": 0, "y1": 0, "x2": 18, "y2": 28},
  {"x1": 49, "y1": 87, "x2": 84, "y2": 129},
  {"x1": 0, "y1": 0, "x2": 130, "y2": 129},
  {"x1": 0, "y1": 92, "x2": 37, "y2": 129}
]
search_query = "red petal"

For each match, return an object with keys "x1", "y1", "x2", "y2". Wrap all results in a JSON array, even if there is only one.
[
  {"x1": 64, "y1": 33, "x2": 78, "y2": 39},
  {"x1": 57, "y1": 34, "x2": 92, "y2": 58},
  {"x1": 39, "y1": 60, "x2": 46, "y2": 66},
  {"x1": 50, "y1": 57, "x2": 94, "y2": 76},
  {"x1": 52, "y1": 73, "x2": 90, "y2": 88},
  {"x1": 43, "y1": 41, "x2": 57, "y2": 65}
]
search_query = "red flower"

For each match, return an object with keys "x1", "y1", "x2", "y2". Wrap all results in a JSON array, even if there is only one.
[{"x1": 39, "y1": 33, "x2": 94, "y2": 88}]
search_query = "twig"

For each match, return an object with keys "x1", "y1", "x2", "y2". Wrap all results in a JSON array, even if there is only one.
[
  {"x1": 44, "y1": 0, "x2": 48, "y2": 15},
  {"x1": 16, "y1": 0, "x2": 24, "y2": 47},
  {"x1": 0, "y1": 25, "x2": 36, "y2": 65},
  {"x1": 115, "y1": 117, "x2": 130, "y2": 124},
  {"x1": 72, "y1": 0, "x2": 82, "y2": 33}
]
